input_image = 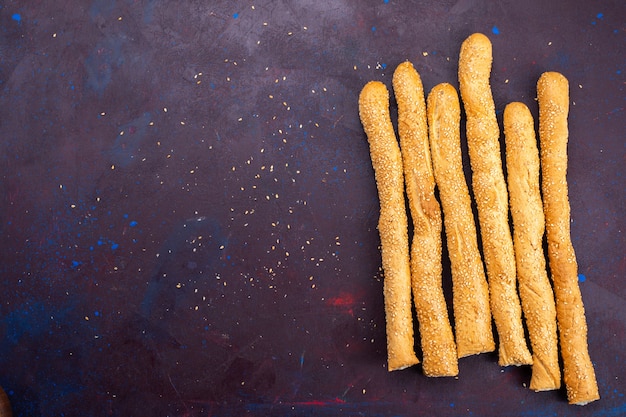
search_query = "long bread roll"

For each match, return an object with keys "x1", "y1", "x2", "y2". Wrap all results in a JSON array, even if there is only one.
[
  {"x1": 427, "y1": 82, "x2": 494, "y2": 358},
  {"x1": 393, "y1": 62, "x2": 458, "y2": 377},
  {"x1": 537, "y1": 71, "x2": 599, "y2": 404},
  {"x1": 504, "y1": 101, "x2": 561, "y2": 391},
  {"x1": 458, "y1": 33, "x2": 532, "y2": 366},
  {"x1": 358, "y1": 81, "x2": 420, "y2": 371}
]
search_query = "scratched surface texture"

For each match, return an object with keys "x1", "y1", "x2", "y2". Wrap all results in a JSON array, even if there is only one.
[{"x1": 0, "y1": 0, "x2": 624, "y2": 416}]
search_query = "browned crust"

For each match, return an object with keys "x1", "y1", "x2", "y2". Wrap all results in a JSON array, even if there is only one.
[
  {"x1": 538, "y1": 71, "x2": 599, "y2": 404},
  {"x1": 504, "y1": 101, "x2": 561, "y2": 390},
  {"x1": 427, "y1": 82, "x2": 495, "y2": 358},
  {"x1": 358, "y1": 80, "x2": 420, "y2": 371},
  {"x1": 393, "y1": 62, "x2": 458, "y2": 377},
  {"x1": 458, "y1": 33, "x2": 532, "y2": 366}
]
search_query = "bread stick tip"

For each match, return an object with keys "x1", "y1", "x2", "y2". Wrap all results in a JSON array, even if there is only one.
[
  {"x1": 538, "y1": 71, "x2": 568, "y2": 85},
  {"x1": 537, "y1": 72, "x2": 569, "y2": 109},
  {"x1": 461, "y1": 33, "x2": 492, "y2": 52},
  {"x1": 360, "y1": 80, "x2": 388, "y2": 101}
]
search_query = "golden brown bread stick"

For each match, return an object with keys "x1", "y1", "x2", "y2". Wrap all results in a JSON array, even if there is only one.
[
  {"x1": 358, "y1": 80, "x2": 420, "y2": 371},
  {"x1": 427, "y1": 83, "x2": 494, "y2": 358},
  {"x1": 537, "y1": 71, "x2": 599, "y2": 405},
  {"x1": 504, "y1": 102, "x2": 561, "y2": 391},
  {"x1": 0, "y1": 386, "x2": 11, "y2": 417},
  {"x1": 458, "y1": 33, "x2": 532, "y2": 366},
  {"x1": 393, "y1": 62, "x2": 458, "y2": 377}
]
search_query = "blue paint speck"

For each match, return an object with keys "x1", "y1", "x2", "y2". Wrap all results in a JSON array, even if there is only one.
[
  {"x1": 94, "y1": 311, "x2": 100, "y2": 317},
  {"x1": 12, "y1": 13, "x2": 21, "y2": 22},
  {"x1": 384, "y1": 0, "x2": 389, "y2": 3},
  {"x1": 233, "y1": 12, "x2": 239, "y2": 19},
  {"x1": 129, "y1": 220, "x2": 138, "y2": 227},
  {"x1": 596, "y1": 13, "x2": 603, "y2": 19},
  {"x1": 71, "y1": 260, "x2": 81, "y2": 269},
  {"x1": 111, "y1": 243, "x2": 119, "y2": 250},
  {"x1": 578, "y1": 274, "x2": 586, "y2": 283},
  {"x1": 492, "y1": 26, "x2": 500, "y2": 35},
  {"x1": 371, "y1": 26, "x2": 376, "y2": 32}
]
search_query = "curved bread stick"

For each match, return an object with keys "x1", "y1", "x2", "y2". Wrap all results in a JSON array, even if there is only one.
[
  {"x1": 358, "y1": 81, "x2": 420, "y2": 371},
  {"x1": 458, "y1": 33, "x2": 532, "y2": 366},
  {"x1": 504, "y1": 102, "x2": 561, "y2": 391},
  {"x1": 538, "y1": 72, "x2": 599, "y2": 404},
  {"x1": 427, "y1": 83, "x2": 494, "y2": 358},
  {"x1": 393, "y1": 62, "x2": 458, "y2": 377}
]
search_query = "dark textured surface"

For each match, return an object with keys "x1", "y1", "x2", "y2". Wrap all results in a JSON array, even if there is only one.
[{"x1": 0, "y1": 1, "x2": 624, "y2": 416}]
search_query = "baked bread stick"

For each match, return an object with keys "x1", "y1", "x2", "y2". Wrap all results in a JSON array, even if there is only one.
[
  {"x1": 458, "y1": 33, "x2": 532, "y2": 366},
  {"x1": 393, "y1": 62, "x2": 458, "y2": 377},
  {"x1": 537, "y1": 72, "x2": 599, "y2": 405},
  {"x1": 427, "y1": 83, "x2": 494, "y2": 358},
  {"x1": 504, "y1": 102, "x2": 561, "y2": 391},
  {"x1": 358, "y1": 81, "x2": 420, "y2": 371}
]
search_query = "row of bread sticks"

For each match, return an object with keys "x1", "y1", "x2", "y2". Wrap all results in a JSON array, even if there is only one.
[{"x1": 358, "y1": 33, "x2": 599, "y2": 405}]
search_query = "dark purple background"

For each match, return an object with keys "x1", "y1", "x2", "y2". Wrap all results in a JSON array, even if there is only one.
[{"x1": 1, "y1": 1, "x2": 624, "y2": 416}]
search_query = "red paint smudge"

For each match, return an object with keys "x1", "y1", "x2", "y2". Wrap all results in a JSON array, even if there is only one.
[
  {"x1": 327, "y1": 292, "x2": 355, "y2": 307},
  {"x1": 326, "y1": 292, "x2": 357, "y2": 316}
]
